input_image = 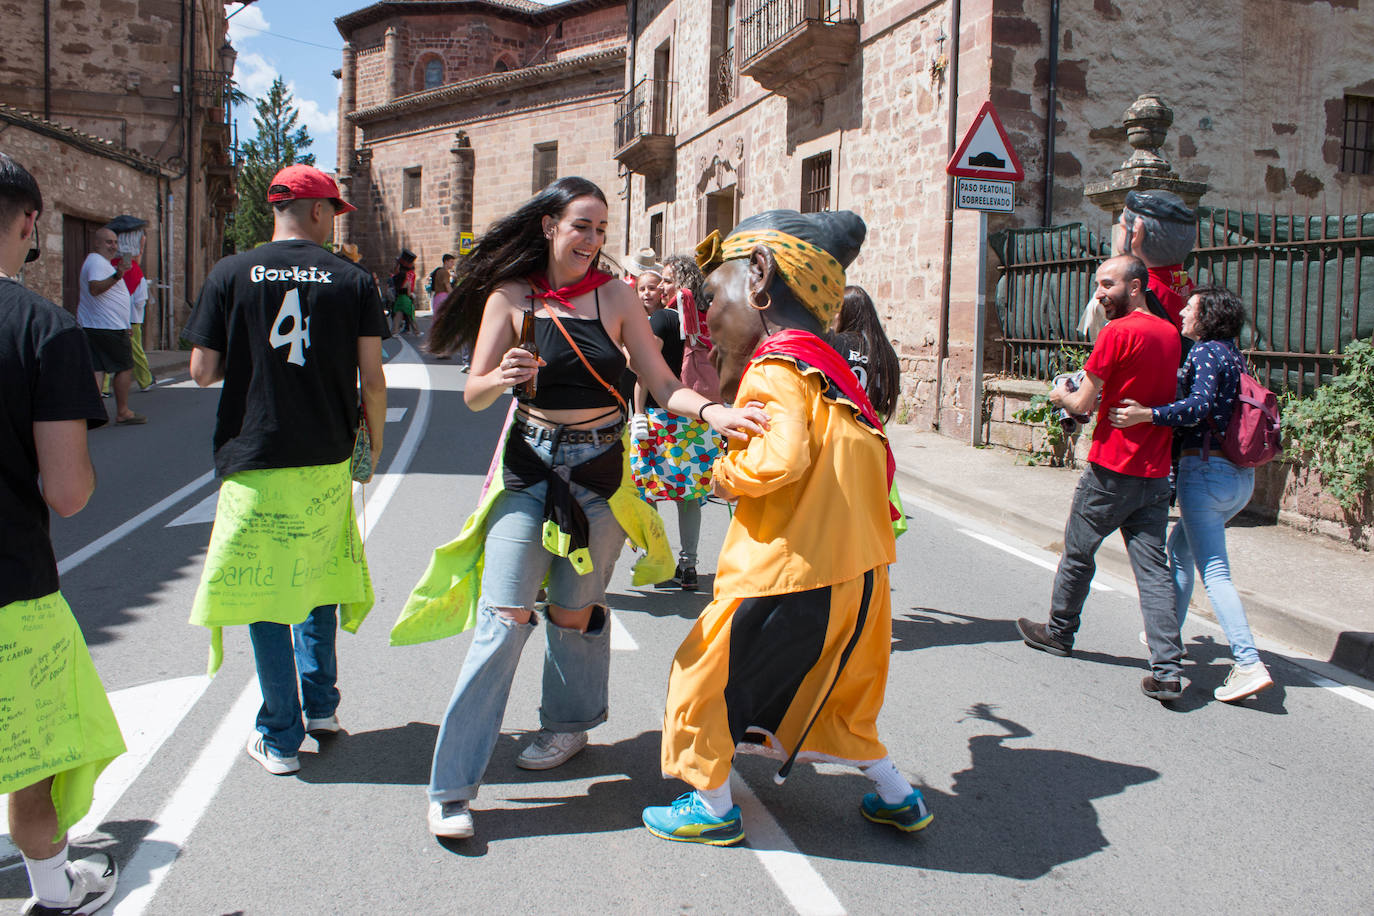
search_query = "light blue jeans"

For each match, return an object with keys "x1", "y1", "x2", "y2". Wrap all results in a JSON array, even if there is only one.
[
  {"x1": 1168, "y1": 455, "x2": 1259, "y2": 667},
  {"x1": 428, "y1": 430, "x2": 628, "y2": 803}
]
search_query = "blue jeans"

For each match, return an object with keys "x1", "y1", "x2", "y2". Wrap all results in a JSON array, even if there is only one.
[
  {"x1": 248, "y1": 604, "x2": 339, "y2": 757},
  {"x1": 1048, "y1": 462, "x2": 1181, "y2": 681},
  {"x1": 428, "y1": 430, "x2": 628, "y2": 803},
  {"x1": 1168, "y1": 455, "x2": 1259, "y2": 666}
]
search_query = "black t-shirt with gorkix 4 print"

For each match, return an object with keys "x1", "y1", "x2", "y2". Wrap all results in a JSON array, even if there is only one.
[{"x1": 183, "y1": 240, "x2": 388, "y2": 478}]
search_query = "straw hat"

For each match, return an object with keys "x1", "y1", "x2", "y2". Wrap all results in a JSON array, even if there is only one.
[
  {"x1": 338, "y1": 242, "x2": 362, "y2": 263},
  {"x1": 625, "y1": 247, "x2": 662, "y2": 278}
]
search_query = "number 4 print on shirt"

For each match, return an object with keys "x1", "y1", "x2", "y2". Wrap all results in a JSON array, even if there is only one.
[{"x1": 270, "y1": 288, "x2": 310, "y2": 366}]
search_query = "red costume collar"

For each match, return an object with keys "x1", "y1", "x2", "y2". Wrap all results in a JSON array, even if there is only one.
[
  {"x1": 527, "y1": 269, "x2": 613, "y2": 311},
  {"x1": 748, "y1": 329, "x2": 898, "y2": 520}
]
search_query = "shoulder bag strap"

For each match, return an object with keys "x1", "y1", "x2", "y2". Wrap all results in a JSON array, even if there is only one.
[{"x1": 540, "y1": 303, "x2": 629, "y2": 417}]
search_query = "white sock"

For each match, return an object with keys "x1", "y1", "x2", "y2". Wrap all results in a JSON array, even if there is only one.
[
  {"x1": 24, "y1": 845, "x2": 71, "y2": 905},
  {"x1": 697, "y1": 782, "x2": 735, "y2": 818},
  {"x1": 863, "y1": 757, "x2": 914, "y2": 806}
]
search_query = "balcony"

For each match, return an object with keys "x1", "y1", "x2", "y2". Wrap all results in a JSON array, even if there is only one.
[
  {"x1": 613, "y1": 78, "x2": 676, "y2": 178},
  {"x1": 739, "y1": 0, "x2": 859, "y2": 101}
]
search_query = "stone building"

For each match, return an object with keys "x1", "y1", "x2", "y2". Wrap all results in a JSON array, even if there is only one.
[
  {"x1": 0, "y1": 0, "x2": 238, "y2": 346},
  {"x1": 616, "y1": 0, "x2": 1374, "y2": 435},
  {"x1": 333, "y1": 0, "x2": 628, "y2": 278}
]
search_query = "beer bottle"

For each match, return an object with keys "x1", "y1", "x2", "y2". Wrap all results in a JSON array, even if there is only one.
[{"x1": 516, "y1": 306, "x2": 538, "y2": 399}]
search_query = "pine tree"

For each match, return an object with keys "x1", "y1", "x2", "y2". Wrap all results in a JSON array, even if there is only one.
[{"x1": 227, "y1": 77, "x2": 316, "y2": 252}]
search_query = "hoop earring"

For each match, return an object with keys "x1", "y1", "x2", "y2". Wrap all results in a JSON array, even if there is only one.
[{"x1": 748, "y1": 288, "x2": 771, "y2": 311}]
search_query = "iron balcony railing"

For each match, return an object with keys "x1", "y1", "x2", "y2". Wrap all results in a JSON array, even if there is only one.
[
  {"x1": 614, "y1": 78, "x2": 676, "y2": 152},
  {"x1": 994, "y1": 202, "x2": 1374, "y2": 394},
  {"x1": 739, "y1": 0, "x2": 857, "y2": 66}
]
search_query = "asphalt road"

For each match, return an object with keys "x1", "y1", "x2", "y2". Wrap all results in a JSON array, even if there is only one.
[{"x1": 3, "y1": 334, "x2": 1372, "y2": 915}]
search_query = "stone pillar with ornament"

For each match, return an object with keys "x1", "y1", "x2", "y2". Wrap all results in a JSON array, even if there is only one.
[
  {"x1": 384, "y1": 27, "x2": 400, "y2": 102},
  {"x1": 352, "y1": 147, "x2": 374, "y2": 261},
  {"x1": 1084, "y1": 94, "x2": 1208, "y2": 223},
  {"x1": 335, "y1": 43, "x2": 358, "y2": 245},
  {"x1": 450, "y1": 131, "x2": 475, "y2": 253}
]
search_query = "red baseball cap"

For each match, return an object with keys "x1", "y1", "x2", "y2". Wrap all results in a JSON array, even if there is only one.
[{"x1": 266, "y1": 164, "x2": 356, "y2": 214}]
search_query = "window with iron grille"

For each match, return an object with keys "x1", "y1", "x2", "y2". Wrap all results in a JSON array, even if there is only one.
[
  {"x1": 801, "y1": 152, "x2": 832, "y2": 213},
  {"x1": 1341, "y1": 95, "x2": 1374, "y2": 175},
  {"x1": 533, "y1": 142, "x2": 558, "y2": 193},
  {"x1": 403, "y1": 167, "x2": 422, "y2": 210},
  {"x1": 709, "y1": 0, "x2": 737, "y2": 113},
  {"x1": 649, "y1": 212, "x2": 664, "y2": 260}
]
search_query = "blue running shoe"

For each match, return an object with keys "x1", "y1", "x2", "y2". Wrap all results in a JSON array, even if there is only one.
[
  {"x1": 861, "y1": 789, "x2": 933, "y2": 832},
  {"x1": 642, "y1": 792, "x2": 745, "y2": 846}
]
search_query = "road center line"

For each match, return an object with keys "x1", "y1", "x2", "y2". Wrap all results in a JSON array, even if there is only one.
[
  {"x1": 732, "y1": 774, "x2": 847, "y2": 916},
  {"x1": 111, "y1": 339, "x2": 433, "y2": 914},
  {"x1": 58, "y1": 470, "x2": 216, "y2": 575}
]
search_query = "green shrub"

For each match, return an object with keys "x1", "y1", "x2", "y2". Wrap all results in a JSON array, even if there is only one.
[{"x1": 1281, "y1": 338, "x2": 1374, "y2": 513}]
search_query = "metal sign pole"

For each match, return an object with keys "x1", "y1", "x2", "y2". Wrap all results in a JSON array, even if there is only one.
[{"x1": 971, "y1": 209, "x2": 987, "y2": 446}]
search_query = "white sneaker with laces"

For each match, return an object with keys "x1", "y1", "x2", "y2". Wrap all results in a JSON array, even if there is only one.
[
  {"x1": 245, "y1": 734, "x2": 300, "y2": 775},
  {"x1": 21, "y1": 852, "x2": 118, "y2": 916},
  {"x1": 515, "y1": 729, "x2": 588, "y2": 770},
  {"x1": 1214, "y1": 662, "x2": 1273, "y2": 702},
  {"x1": 305, "y1": 714, "x2": 340, "y2": 735},
  {"x1": 428, "y1": 801, "x2": 474, "y2": 839}
]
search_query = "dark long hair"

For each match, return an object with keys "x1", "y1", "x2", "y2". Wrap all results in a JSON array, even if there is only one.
[
  {"x1": 1189, "y1": 284, "x2": 1245, "y2": 341},
  {"x1": 427, "y1": 176, "x2": 610, "y2": 354},
  {"x1": 832, "y1": 285, "x2": 901, "y2": 423}
]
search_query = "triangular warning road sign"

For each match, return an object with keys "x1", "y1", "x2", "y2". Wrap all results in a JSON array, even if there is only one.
[{"x1": 947, "y1": 101, "x2": 1025, "y2": 181}]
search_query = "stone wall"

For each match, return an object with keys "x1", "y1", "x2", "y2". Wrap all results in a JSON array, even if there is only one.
[{"x1": 1, "y1": 119, "x2": 173, "y2": 349}]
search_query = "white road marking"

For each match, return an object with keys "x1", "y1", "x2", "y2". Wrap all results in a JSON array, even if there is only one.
[
  {"x1": 111, "y1": 339, "x2": 432, "y2": 914},
  {"x1": 58, "y1": 471, "x2": 215, "y2": 574},
  {"x1": 163, "y1": 379, "x2": 220, "y2": 389},
  {"x1": 0, "y1": 676, "x2": 210, "y2": 862},
  {"x1": 732, "y1": 773, "x2": 847, "y2": 916},
  {"x1": 957, "y1": 527, "x2": 1115, "y2": 592},
  {"x1": 110, "y1": 678, "x2": 262, "y2": 914},
  {"x1": 165, "y1": 491, "x2": 219, "y2": 527},
  {"x1": 609, "y1": 611, "x2": 638, "y2": 651},
  {"x1": 386, "y1": 406, "x2": 408, "y2": 422}
]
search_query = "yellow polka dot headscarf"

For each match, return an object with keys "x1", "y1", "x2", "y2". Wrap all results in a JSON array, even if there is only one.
[{"x1": 695, "y1": 223, "x2": 851, "y2": 327}]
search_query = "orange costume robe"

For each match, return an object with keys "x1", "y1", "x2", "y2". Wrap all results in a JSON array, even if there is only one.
[{"x1": 661, "y1": 353, "x2": 898, "y2": 791}]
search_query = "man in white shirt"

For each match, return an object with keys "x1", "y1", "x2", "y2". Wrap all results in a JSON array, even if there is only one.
[{"x1": 78, "y1": 228, "x2": 145, "y2": 424}]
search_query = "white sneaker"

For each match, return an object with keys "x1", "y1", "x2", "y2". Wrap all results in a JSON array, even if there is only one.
[
  {"x1": 515, "y1": 729, "x2": 588, "y2": 770},
  {"x1": 1214, "y1": 662, "x2": 1273, "y2": 702},
  {"x1": 305, "y1": 714, "x2": 340, "y2": 735},
  {"x1": 20, "y1": 852, "x2": 118, "y2": 915},
  {"x1": 428, "y1": 801, "x2": 474, "y2": 839},
  {"x1": 245, "y1": 735, "x2": 300, "y2": 775}
]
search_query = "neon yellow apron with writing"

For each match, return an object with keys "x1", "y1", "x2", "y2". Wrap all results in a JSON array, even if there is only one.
[
  {"x1": 190, "y1": 459, "x2": 374, "y2": 674},
  {"x1": 391, "y1": 430, "x2": 673, "y2": 647},
  {"x1": 0, "y1": 591, "x2": 125, "y2": 842}
]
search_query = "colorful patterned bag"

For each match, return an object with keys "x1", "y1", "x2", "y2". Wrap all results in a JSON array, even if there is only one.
[{"x1": 631, "y1": 407, "x2": 722, "y2": 502}]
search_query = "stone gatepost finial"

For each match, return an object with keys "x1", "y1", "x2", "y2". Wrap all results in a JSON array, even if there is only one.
[{"x1": 1085, "y1": 94, "x2": 1208, "y2": 217}]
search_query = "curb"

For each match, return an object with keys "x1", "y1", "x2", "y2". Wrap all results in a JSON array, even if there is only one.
[{"x1": 894, "y1": 463, "x2": 1374, "y2": 681}]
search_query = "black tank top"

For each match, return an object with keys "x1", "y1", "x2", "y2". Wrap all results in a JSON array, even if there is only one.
[{"x1": 519, "y1": 288, "x2": 627, "y2": 410}]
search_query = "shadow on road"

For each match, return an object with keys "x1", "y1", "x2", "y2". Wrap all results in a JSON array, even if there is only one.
[{"x1": 740, "y1": 703, "x2": 1159, "y2": 878}]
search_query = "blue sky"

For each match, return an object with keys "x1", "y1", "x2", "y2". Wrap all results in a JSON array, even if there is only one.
[{"x1": 227, "y1": 1, "x2": 557, "y2": 173}]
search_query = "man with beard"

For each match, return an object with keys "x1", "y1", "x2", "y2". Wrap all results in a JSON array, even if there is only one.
[{"x1": 1016, "y1": 255, "x2": 1185, "y2": 701}]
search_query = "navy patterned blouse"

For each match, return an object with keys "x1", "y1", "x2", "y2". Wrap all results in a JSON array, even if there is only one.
[{"x1": 1150, "y1": 339, "x2": 1244, "y2": 451}]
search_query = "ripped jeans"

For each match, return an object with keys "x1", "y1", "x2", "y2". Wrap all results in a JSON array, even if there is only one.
[{"x1": 428, "y1": 430, "x2": 627, "y2": 803}]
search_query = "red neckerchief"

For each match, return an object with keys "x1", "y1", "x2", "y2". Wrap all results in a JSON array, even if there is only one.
[
  {"x1": 748, "y1": 329, "x2": 899, "y2": 521},
  {"x1": 527, "y1": 269, "x2": 613, "y2": 311}
]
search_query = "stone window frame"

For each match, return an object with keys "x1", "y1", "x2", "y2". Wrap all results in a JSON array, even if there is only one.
[
  {"x1": 403, "y1": 166, "x2": 423, "y2": 211},
  {"x1": 648, "y1": 210, "x2": 664, "y2": 261},
  {"x1": 417, "y1": 53, "x2": 445, "y2": 92},
  {"x1": 493, "y1": 53, "x2": 518, "y2": 74},
  {"x1": 532, "y1": 142, "x2": 558, "y2": 193},
  {"x1": 708, "y1": 0, "x2": 739, "y2": 114},
  {"x1": 1340, "y1": 94, "x2": 1373, "y2": 175}
]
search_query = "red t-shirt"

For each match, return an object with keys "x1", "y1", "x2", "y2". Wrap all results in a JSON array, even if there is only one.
[
  {"x1": 1147, "y1": 265, "x2": 1193, "y2": 330},
  {"x1": 1083, "y1": 310, "x2": 1180, "y2": 477}
]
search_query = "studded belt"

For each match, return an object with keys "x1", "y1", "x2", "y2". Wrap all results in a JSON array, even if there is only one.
[{"x1": 513, "y1": 416, "x2": 625, "y2": 446}]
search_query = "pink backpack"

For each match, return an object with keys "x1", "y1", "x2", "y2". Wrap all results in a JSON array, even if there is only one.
[
  {"x1": 677, "y1": 289, "x2": 721, "y2": 401},
  {"x1": 1207, "y1": 363, "x2": 1282, "y2": 468}
]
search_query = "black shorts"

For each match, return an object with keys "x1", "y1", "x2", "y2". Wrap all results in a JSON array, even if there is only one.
[{"x1": 85, "y1": 327, "x2": 134, "y2": 373}]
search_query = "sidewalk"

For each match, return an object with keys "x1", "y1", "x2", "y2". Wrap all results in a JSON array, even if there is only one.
[
  {"x1": 887, "y1": 426, "x2": 1374, "y2": 680},
  {"x1": 145, "y1": 348, "x2": 192, "y2": 380}
]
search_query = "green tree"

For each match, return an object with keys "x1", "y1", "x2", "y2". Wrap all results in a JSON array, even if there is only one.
[{"x1": 227, "y1": 77, "x2": 315, "y2": 252}]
